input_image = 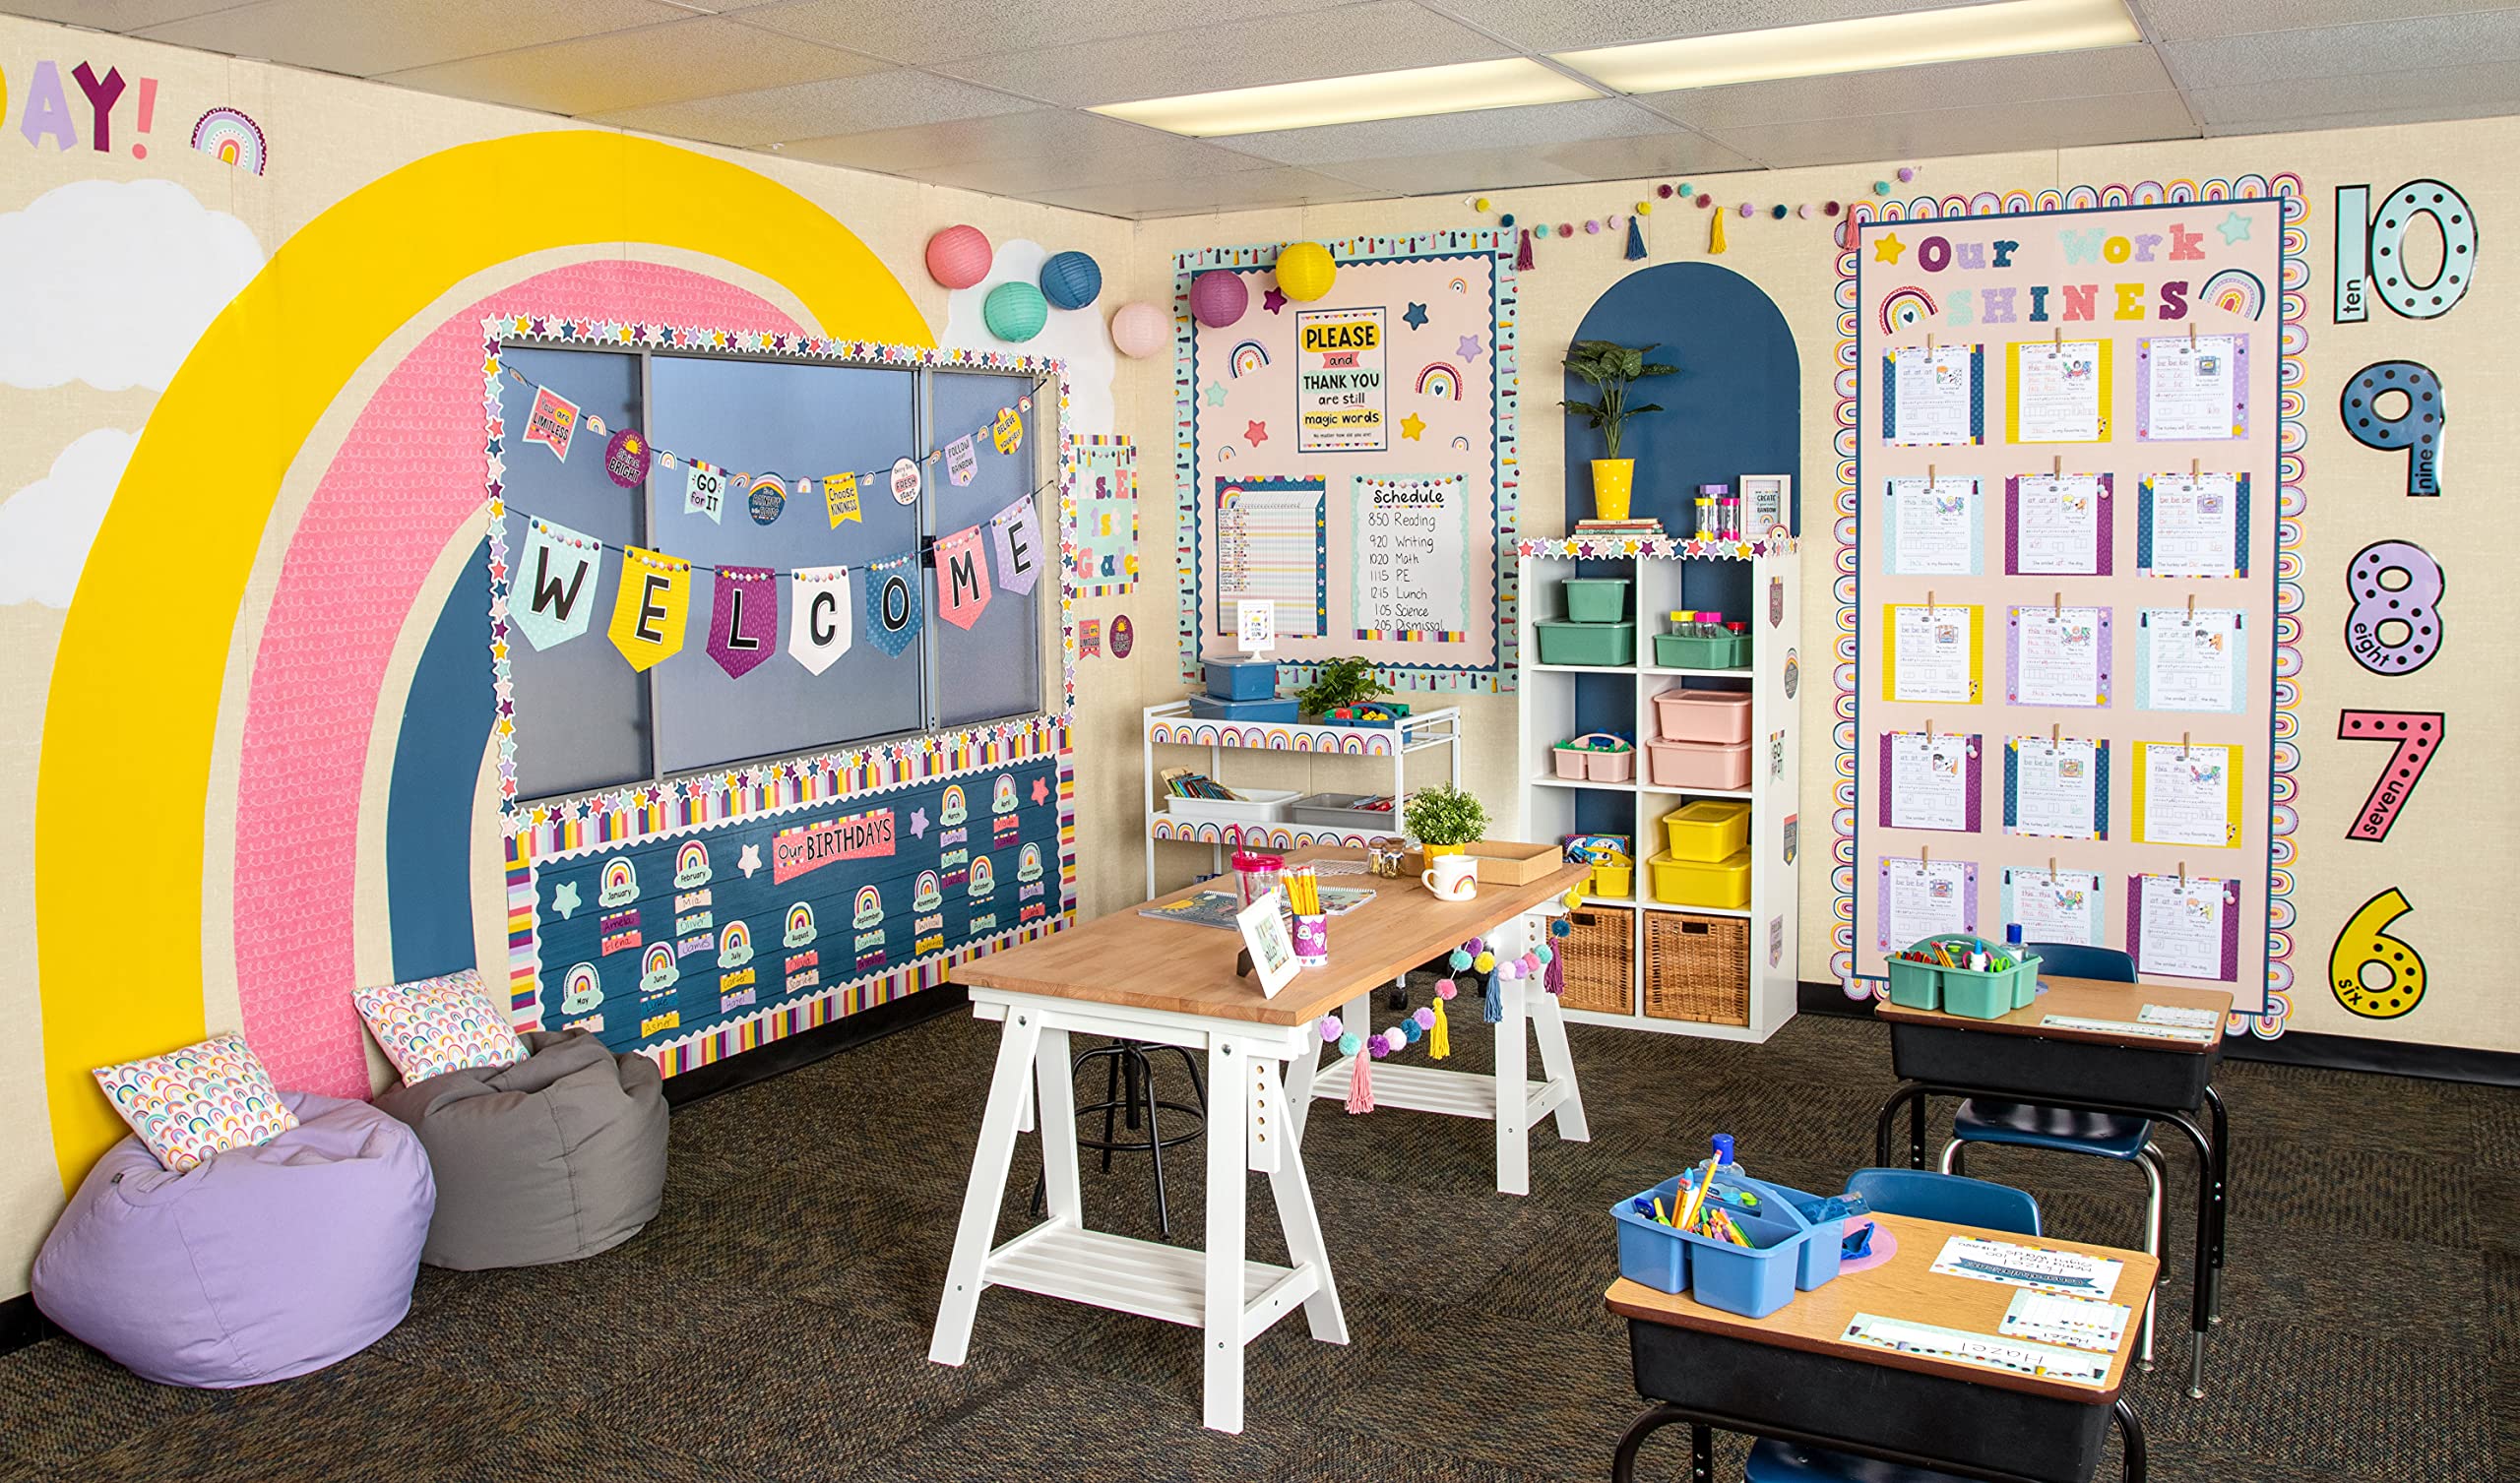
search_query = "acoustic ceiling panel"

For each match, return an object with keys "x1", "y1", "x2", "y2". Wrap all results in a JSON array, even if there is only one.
[
  {"x1": 379, "y1": 17, "x2": 884, "y2": 119},
  {"x1": 135, "y1": 0, "x2": 686, "y2": 79},
  {"x1": 589, "y1": 68, "x2": 1036, "y2": 148}
]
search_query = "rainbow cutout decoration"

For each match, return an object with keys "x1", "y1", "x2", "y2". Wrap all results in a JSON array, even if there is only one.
[
  {"x1": 639, "y1": 942, "x2": 680, "y2": 995},
  {"x1": 969, "y1": 855, "x2": 997, "y2": 897},
  {"x1": 1017, "y1": 842, "x2": 1045, "y2": 882},
  {"x1": 673, "y1": 839, "x2": 713, "y2": 888},
  {"x1": 1416, "y1": 362, "x2": 1462, "y2": 401},
  {"x1": 852, "y1": 884, "x2": 885, "y2": 928},
  {"x1": 717, "y1": 918, "x2": 753, "y2": 968},
  {"x1": 1876, "y1": 285, "x2": 1937, "y2": 335},
  {"x1": 2199, "y1": 267, "x2": 2266, "y2": 322},
  {"x1": 784, "y1": 901, "x2": 818, "y2": 948},
  {"x1": 991, "y1": 773, "x2": 1019, "y2": 815},
  {"x1": 1228, "y1": 340, "x2": 1270, "y2": 378},
  {"x1": 560, "y1": 961, "x2": 603, "y2": 1015},
  {"x1": 191, "y1": 107, "x2": 267, "y2": 174},
  {"x1": 939, "y1": 783, "x2": 968, "y2": 826},
  {"x1": 914, "y1": 870, "x2": 943, "y2": 911},
  {"x1": 598, "y1": 858, "x2": 639, "y2": 907}
]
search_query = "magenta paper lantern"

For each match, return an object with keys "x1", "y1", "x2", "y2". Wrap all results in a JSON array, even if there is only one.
[
  {"x1": 1109, "y1": 300, "x2": 1166, "y2": 358},
  {"x1": 1189, "y1": 270, "x2": 1248, "y2": 330},
  {"x1": 925, "y1": 224, "x2": 992, "y2": 289}
]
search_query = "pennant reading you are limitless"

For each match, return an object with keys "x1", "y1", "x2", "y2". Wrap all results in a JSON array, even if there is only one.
[
  {"x1": 935, "y1": 525, "x2": 993, "y2": 630},
  {"x1": 513, "y1": 517, "x2": 602, "y2": 649},
  {"x1": 707, "y1": 566, "x2": 779, "y2": 679},
  {"x1": 525, "y1": 386, "x2": 580, "y2": 462}
]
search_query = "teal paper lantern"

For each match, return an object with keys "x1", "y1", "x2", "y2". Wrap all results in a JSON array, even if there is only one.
[
  {"x1": 1040, "y1": 250, "x2": 1103, "y2": 310},
  {"x1": 983, "y1": 280, "x2": 1048, "y2": 342}
]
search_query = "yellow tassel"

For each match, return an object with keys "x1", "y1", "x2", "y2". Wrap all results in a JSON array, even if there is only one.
[
  {"x1": 1709, "y1": 210, "x2": 1728, "y2": 254},
  {"x1": 1429, "y1": 997, "x2": 1450, "y2": 1060}
]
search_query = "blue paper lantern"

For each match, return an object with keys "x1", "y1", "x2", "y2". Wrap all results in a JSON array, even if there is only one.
[
  {"x1": 1039, "y1": 250, "x2": 1103, "y2": 311},
  {"x1": 983, "y1": 280, "x2": 1048, "y2": 342}
]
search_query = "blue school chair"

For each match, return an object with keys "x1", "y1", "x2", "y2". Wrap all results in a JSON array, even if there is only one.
[
  {"x1": 1742, "y1": 1171, "x2": 2040, "y2": 1483},
  {"x1": 1938, "y1": 943, "x2": 2167, "y2": 1368}
]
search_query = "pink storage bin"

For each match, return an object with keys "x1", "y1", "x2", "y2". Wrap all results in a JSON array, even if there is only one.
[
  {"x1": 1553, "y1": 732, "x2": 1634, "y2": 782},
  {"x1": 1647, "y1": 738, "x2": 1751, "y2": 789},
  {"x1": 1587, "y1": 749, "x2": 1635, "y2": 783},
  {"x1": 1652, "y1": 688, "x2": 1752, "y2": 744}
]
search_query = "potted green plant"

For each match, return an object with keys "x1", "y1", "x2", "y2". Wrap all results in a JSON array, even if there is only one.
[
  {"x1": 1563, "y1": 340, "x2": 1677, "y2": 522},
  {"x1": 1296, "y1": 656, "x2": 1397, "y2": 723},
  {"x1": 1403, "y1": 783, "x2": 1489, "y2": 859}
]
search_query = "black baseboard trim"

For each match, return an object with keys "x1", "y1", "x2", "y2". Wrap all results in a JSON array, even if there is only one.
[
  {"x1": 1794, "y1": 980, "x2": 2519, "y2": 1085},
  {"x1": 661, "y1": 981, "x2": 967, "y2": 1108},
  {"x1": 2, "y1": 1291, "x2": 57, "y2": 1357}
]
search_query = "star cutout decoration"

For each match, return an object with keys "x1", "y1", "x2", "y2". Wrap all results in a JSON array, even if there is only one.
[
  {"x1": 737, "y1": 843, "x2": 763, "y2": 879},
  {"x1": 1456, "y1": 335, "x2": 1483, "y2": 363},
  {"x1": 1245, "y1": 419, "x2": 1269, "y2": 447},
  {"x1": 1032, "y1": 775, "x2": 1053, "y2": 805},
  {"x1": 1400, "y1": 411, "x2": 1427, "y2": 442},
  {"x1": 1402, "y1": 301, "x2": 1429, "y2": 330},
  {"x1": 551, "y1": 882, "x2": 581, "y2": 919},
  {"x1": 909, "y1": 807, "x2": 930, "y2": 839},
  {"x1": 1263, "y1": 286, "x2": 1289, "y2": 314},
  {"x1": 2216, "y1": 210, "x2": 2252, "y2": 245},
  {"x1": 1872, "y1": 232, "x2": 1906, "y2": 264},
  {"x1": 1204, "y1": 381, "x2": 1228, "y2": 408}
]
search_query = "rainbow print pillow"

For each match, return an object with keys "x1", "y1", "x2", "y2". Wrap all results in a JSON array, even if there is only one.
[
  {"x1": 352, "y1": 967, "x2": 529, "y2": 1085},
  {"x1": 92, "y1": 1034, "x2": 299, "y2": 1173}
]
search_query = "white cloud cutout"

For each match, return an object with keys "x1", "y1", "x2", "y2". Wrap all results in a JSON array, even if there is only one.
[
  {"x1": 0, "y1": 178, "x2": 263, "y2": 392},
  {"x1": 940, "y1": 238, "x2": 1117, "y2": 436},
  {"x1": 0, "y1": 428, "x2": 136, "y2": 607}
]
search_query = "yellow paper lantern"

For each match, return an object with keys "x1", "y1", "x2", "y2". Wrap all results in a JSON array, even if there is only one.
[{"x1": 1276, "y1": 241, "x2": 1338, "y2": 302}]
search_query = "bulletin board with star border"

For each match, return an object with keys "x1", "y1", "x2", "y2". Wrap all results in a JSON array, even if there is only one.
[{"x1": 1173, "y1": 230, "x2": 1520, "y2": 693}]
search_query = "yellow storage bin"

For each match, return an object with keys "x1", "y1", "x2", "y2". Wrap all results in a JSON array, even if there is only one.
[
  {"x1": 1648, "y1": 849, "x2": 1752, "y2": 910},
  {"x1": 1590, "y1": 856, "x2": 1634, "y2": 899},
  {"x1": 1660, "y1": 800, "x2": 1750, "y2": 862}
]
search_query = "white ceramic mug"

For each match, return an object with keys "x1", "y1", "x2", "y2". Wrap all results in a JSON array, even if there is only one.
[{"x1": 1420, "y1": 852, "x2": 1479, "y2": 900}]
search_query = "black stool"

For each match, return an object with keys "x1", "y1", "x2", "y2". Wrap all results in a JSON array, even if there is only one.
[{"x1": 1031, "y1": 1039, "x2": 1207, "y2": 1236}]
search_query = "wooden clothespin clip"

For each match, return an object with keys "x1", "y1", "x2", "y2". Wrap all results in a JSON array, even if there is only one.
[
  {"x1": 1927, "y1": 462, "x2": 1937, "y2": 489},
  {"x1": 2181, "y1": 730, "x2": 2192, "y2": 758},
  {"x1": 2190, "y1": 458, "x2": 2201, "y2": 482},
  {"x1": 2053, "y1": 590, "x2": 2063, "y2": 620},
  {"x1": 1925, "y1": 716, "x2": 1934, "y2": 743},
  {"x1": 2048, "y1": 856, "x2": 2058, "y2": 881},
  {"x1": 1927, "y1": 588, "x2": 1937, "y2": 614},
  {"x1": 2051, "y1": 455, "x2": 2062, "y2": 478},
  {"x1": 1920, "y1": 845, "x2": 1930, "y2": 871},
  {"x1": 2051, "y1": 722, "x2": 2061, "y2": 747},
  {"x1": 1926, "y1": 331, "x2": 1935, "y2": 355},
  {"x1": 2178, "y1": 859, "x2": 2188, "y2": 887},
  {"x1": 2186, "y1": 592, "x2": 2196, "y2": 623},
  {"x1": 2052, "y1": 326, "x2": 2062, "y2": 352}
]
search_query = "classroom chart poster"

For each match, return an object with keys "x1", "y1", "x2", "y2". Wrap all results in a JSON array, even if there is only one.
[
  {"x1": 2000, "y1": 866, "x2": 2107, "y2": 947},
  {"x1": 1295, "y1": 305, "x2": 1389, "y2": 453},
  {"x1": 1882, "y1": 604, "x2": 1984, "y2": 704},
  {"x1": 2007, "y1": 606, "x2": 2111, "y2": 708},
  {"x1": 2137, "y1": 335, "x2": 2248, "y2": 441},
  {"x1": 2137, "y1": 474, "x2": 2249, "y2": 578},
  {"x1": 2003, "y1": 736, "x2": 2109, "y2": 839},
  {"x1": 2005, "y1": 474, "x2": 2112, "y2": 576},
  {"x1": 2134, "y1": 740, "x2": 2242, "y2": 848},
  {"x1": 2136, "y1": 608, "x2": 2247, "y2": 712},
  {"x1": 2127, "y1": 873, "x2": 2241, "y2": 981},
  {"x1": 1877, "y1": 856, "x2": 1978, "y2": 949},
  {"x1": 1212, "y1": 476, "x2": 1327, "y2": 641},
  {"x1": 2006, "y1": 339, "x2": 2112, "y2": 443},
  {"x1": 1881, "y1": 344, "x2": 1984, "y2": 446},
  {"x1": 1349, "y1": 473, "x2": 1471, "y2": 642},
  {"x1": 1883, "y1": 476, "x2": 1983, "y2": 575},
  {"x1": 1070, "y1": 434, "x2": 1138, "y2": 594},
  {"x1": 1879, "y1": 731, "x2": 1982, "y2": 833}
]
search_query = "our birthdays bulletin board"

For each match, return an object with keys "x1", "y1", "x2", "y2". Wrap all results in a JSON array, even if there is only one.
[
  {"x1": 1852, "y1": 198, "x2": 2285, "y2": 1008},
  {"x1": 1174, "y1": 231, "x2": 1519, "y2": 692}
]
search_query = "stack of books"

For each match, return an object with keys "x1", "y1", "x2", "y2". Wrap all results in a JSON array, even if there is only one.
[{"x1": 1571, "y1": 518, "x2": 1669, "y2": 540}]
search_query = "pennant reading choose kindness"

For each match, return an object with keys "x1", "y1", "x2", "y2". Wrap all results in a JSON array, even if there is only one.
[
  {"x1": 607, "y1": 547, "x2": 690, "y2": 671},
  {"x1": 707, "y1": 566, "x2": 779, "y2": 679},
  {"x1": 513, "y1": 517, "x2": 602, "y2": 650}
]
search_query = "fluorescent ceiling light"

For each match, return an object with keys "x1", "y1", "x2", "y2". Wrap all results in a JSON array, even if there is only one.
[
  {"x1": 1092, "y1": 58, "x2": 1598, "y2": 137},
  {"x1": 1555, "y1": 0, "x2": 2140, "y2": 93}
]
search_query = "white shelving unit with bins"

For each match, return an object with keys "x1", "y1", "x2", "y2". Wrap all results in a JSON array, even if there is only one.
[
  {"x1": 1516, "y1": 538, "x2": 1800, "y2": 1040},
  {"x1": 1143, "y1": 701, "x2": 1462, "y2": 897}
]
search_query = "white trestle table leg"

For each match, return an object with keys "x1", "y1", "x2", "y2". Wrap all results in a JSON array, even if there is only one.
[
  {"x1": 1527, "y1": 914, "x2": 1591, "y2": 1143},
  {"x1": 1203, "y1": 1035, "x2": 1250, "y2": 1434},
  {"x1": 1493, "y1": 915, "x2": 1532, "y2": 1197},
  {"x1": 1255, "y1": 1055, "x2": 1348, "y2": 1344},
  {"x1": 929, "y1": 1009, "x2": 1044, "y2": 1366},
  {"x1": 1285, "y1": 1015, "x2": 1323, "y2": 1143},
  {"x1": 1033, "y1": 1027, "x2": 1081, "y2": 1223}
]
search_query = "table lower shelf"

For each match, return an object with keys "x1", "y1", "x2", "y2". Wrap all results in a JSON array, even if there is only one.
[
  {"x1": 984, "y1": 1222, "x2": 1319, "y2": 1344},
  {"x1": 1307, "y1": 1058, "x2": 1567, "y2": 1123}
]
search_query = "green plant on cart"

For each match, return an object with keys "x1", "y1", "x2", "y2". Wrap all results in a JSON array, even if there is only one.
[
  {"x1": 1403, "y1": 784, "x2": 1490, "y2": 848},
  {"x1": 1295, "y1": 656, "x2": 1391, "y2": 717},
  {"x1": 1561, "y1": 340, "x2": 1677, "y2": 459}
]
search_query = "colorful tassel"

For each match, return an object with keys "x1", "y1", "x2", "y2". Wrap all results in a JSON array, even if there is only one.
[
  {"x1": 1484, "y1": 967, "x2": 1503, "y2": 1024},
  {"x1": 1709, "y1": 210, "x2": 1727, "y2": 254},
  {"x1": 1516, "y1": 228, "x2": 1534, "y2": 271},
  {"x1": 1429, "y1": 996, "x2": 1450, "y2": 1059},
  {"x1": 1625, "y1": 215, "x2": 1647, "y2": 261},
  {"x1": 1346, "y1": 1041, "x2": 1373, "y2": 1113},
  {"x1": 1546, "y1": 947, "x2": 1566, "y2": 996}
]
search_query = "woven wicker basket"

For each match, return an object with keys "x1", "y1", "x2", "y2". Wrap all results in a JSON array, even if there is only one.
[
  {"x1": 1644, "y1": 912, "x2": 1750, "y2": 1025},
  {"x1": 1556, "y1": 904, "x2": 1634, "y2": 1015}
]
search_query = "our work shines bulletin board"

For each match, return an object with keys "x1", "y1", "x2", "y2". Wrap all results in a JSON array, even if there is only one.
[
  {"x1": 1174, "y1": 231, "x2": 1518, "y2": 691},
  {"x1": 1853, "y1": 199, "x2": 2285, "y2": 1007}
]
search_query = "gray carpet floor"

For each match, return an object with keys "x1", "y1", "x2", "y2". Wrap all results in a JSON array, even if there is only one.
[{"x1": 1, "y1": 995, "x2": 2513, "y2": 1482}]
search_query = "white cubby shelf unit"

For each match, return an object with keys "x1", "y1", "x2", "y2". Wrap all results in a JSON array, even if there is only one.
[
  {"x1": 1516, "y1": 538, "x2": 1801, "y2": 1040},
  {"x1": 1142, "y1": 701, "x2": 1463, "y2": 897}
]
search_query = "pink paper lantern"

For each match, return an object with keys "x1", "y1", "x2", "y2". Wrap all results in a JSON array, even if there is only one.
[
  {"x1": 1189, "y1": 270, "x2": 1248, "y2": 329},
  {"x1": 1109, "y1": 300, "x2": 1166, "y2": 358},
  {"x1": 925, "y1": 224, "x2": 992, "y2": 289}
]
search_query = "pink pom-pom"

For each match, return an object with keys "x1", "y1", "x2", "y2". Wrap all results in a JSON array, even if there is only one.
[
  {"x1": 1436, "y1": 978, "x2": 1458, "y2": 1000},
  {"x1": 1413, "y1": 1007, "x2": 1435, "y2": 1029},
  {"x1": 1520, "y1": 953, "x2": 1542, "y2": 975}
]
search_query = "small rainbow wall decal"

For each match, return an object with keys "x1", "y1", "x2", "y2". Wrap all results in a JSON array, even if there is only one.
[
  {"x1": 787, "y1": 902, "x2": 814, "y2": 936},
  {"x1": 641, "y1": 943, "x2": 675, "y2": 977},
  {"x1": 191, "y1": 107, "x2": 267, "y2": 174},
  {"x1": 1228, "y1": 340, "x2": 1269, "y2": 378},
  {"x1": 1417, "y1": 362, "x2": 1461, "y2": 400},
  {"x1": 1876, "y1": 285, "x2": 1937, "y2": 336},
  {"x1": 601, "y1": 860, "x2": 634, "y2": 894},
  {"x1": 2199, "y1": 267, "x2": 2266, "y2": 321},
  {"x1": 719, "y1": 919, "x2": 750, "y2": 954}
]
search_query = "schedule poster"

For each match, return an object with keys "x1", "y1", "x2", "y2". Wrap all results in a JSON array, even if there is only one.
[
  {"x1": 1350, "y1": 473, "x2": 1472, "y2": 643},
  {"x1": 1852, "y1": 197, "x2": 2284, "y2": 1005}
]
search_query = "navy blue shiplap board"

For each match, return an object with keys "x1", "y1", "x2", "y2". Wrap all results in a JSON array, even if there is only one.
[
  {"x1": 387, "y1": 537, "x2": 496, "y2": 983},
  {"x1": 1561, "y1": 262, "x2": 1800, "y2": 535}
]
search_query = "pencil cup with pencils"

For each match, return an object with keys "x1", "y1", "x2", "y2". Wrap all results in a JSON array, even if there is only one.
[{"x1": 1288, "y1": 866, "x2": 1329, "y2": 966}]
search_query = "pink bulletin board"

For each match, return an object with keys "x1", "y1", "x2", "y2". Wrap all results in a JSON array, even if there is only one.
[
  {"x1": 1851, "y1": 196, "x2": 2291, "y2": 1013},
  {"x1": 1173, "y1": 231, "x2": 1519, "y2": 693}
]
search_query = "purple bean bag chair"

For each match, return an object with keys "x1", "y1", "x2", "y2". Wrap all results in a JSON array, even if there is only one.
[{"x1": 32, "y1": 1091, "x2": 433, "y2": 1388}]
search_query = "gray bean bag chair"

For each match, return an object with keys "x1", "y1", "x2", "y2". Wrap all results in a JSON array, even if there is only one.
[{"x1": 372, "y1": 1029, "x2": 666, "y2": 1270}]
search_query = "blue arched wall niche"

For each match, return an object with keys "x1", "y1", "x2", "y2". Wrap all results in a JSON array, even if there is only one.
[{"x1": 385, "y1": 535, "x2": 495, "y2": 982}]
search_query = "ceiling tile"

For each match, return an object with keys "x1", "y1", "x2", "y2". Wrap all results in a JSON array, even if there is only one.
[
  {"x1": 4, "y1": 0, "x2": 254, "y2": 29},
  {"x1": 2161, "y1": 11, "x2": 2520, "y2": 90},
  {"x1": 588, "y1": 68, "x2": 1036, "y2": 147},
  {"x1": 1213, "y1": 98, "x2": 1680, "y2": 167},
  {"x1": 916, "y1": 137, "x2": 1288, "y2": 194},
  {"x1": 377, "y1": 17, "x2": 882, "y2": 118},
  {"x1": 2134, "y1": 0, "x2": 2520, "y2": 44},
  {"x1": 932, "y1": 0, "x2": 1513, "y2": 109},
  {"x1": 1316, "y1": 145, "x2": 1615, "y2": 196},
  {"x1": 1032, "y1": 166, "x2": 1381, "y2": 217},
  {"x1": 1700, "y1": 90, "x2": 2196, "y2": 167},
  {"x1": 134, "y1": 0, "x2": 687, "y2": 77},
  {"x1": 771, "y1": 110, "x2": 1126, "y2": 172},
  {"x1": 2185, "y1": 58, "x2": 2520, "y2": 127},
  {"x1": 1637, "y1": 45, "x2": 2174, "y2": 130},
  {"x1": 1421, "y1": 0, "x2": 1979, "y2": 54},
  {"x1": 736, "y1": 0, "x2": 1354, "y2": 67},
  {"x1": 1543, "y1": 129, "x2": 1762, "y2": 180}
]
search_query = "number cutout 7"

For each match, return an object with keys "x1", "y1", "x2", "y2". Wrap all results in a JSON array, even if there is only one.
[{"x1": 2338, "y1": 710, "x2": 2442, "y2": 842}]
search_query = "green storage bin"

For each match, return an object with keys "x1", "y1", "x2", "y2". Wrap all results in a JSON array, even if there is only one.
[
  {"x1": 1563, "y1": 578, "x2": 1631, "y2": 623},
  {"x1": 1537, "y1": 620, "x2": 1635, "y2": 666},
  {"x1": 1885, "y1": 935, "x2": 2041, "y2": 1020},
  {"x1": 1655, "y1": 632, "x2": 1747, "y2": 670},
  {"x1": 1884, "y1": 957, "x2": 1940, "y2": 1010}
]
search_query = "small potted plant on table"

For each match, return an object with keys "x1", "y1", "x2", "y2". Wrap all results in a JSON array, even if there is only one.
[
  {"x1": 1404, "y1": 784, "x2": 1489, "y2": 859},
  {"x1": 1298, "y1": 656, "x2": 1409, "y2": 727}
]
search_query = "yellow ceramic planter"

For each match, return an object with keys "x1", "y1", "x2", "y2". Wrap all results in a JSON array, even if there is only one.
[{"x1": 1591, "y1": 459, "x2": 1635, "y2": 522}]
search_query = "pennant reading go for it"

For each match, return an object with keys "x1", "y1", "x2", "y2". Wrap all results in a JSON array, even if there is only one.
[
  {"x1": 607, "y1": 546, "x2": 690, "y2": 671},
  {"x1": 990, "y1": 495, "x2": 1042, "y2": 596},
  {"x1": 513, "y1": 517, "x2": 603, "y2": 650},
  {"x1": 707, "y1": 566, "x2": 779, "y2": 679},
  {"x1": 865, "y1": 552, "x2": 921, "y2": 657},
  {"x1": 788, "y1": 565, "x2": 852, "y2": 675},
  {"x1": 684, "y1": 462, "x2": 726, "y2": 524},
  {"x1": 936, "y1": 525, "x2": 993, "y2": 630},
  {"x1": 526, "y1": 387, "x2": 581, "y2": 462}
]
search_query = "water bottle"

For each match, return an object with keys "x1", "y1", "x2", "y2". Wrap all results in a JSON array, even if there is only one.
[{"x1": 2004, "y1": 921, "x2": 2026, "y2": 970}]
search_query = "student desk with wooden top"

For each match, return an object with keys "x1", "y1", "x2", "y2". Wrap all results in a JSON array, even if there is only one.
[
  {"x1": 1872, "y1": 976, "x2": 2234, "y2": 1396},
  {"x1": 928, "y1": 848, "x2": 1593, "y2": 1434},
  {"x1": 1606, "y1": 1213, "x2": 2157, "y2": 1483}
]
